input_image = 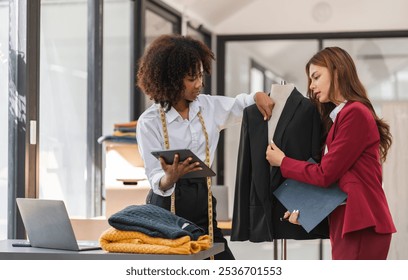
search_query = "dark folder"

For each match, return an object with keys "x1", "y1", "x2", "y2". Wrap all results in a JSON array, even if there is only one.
[{"x1": 273, "y1": 159, "x2": 347, "y2": 233}]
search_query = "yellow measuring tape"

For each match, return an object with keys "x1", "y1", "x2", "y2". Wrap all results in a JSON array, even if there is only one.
[{"x1": 159, "y1": 107, "x2": 214, "y2": 259}]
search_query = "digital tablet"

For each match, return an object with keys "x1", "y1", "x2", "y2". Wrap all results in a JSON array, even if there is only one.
[{"x1": 151, "y1": 149, "x2": 216, "y2": 178}]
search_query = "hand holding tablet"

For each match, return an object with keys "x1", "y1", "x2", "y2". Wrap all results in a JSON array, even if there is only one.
[{"x1": 151, "y1": 149, "x2": 216, "y2": 179}]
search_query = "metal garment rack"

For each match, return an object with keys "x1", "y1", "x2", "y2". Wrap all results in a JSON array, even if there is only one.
[{"x1": 273, "y1": 239, "x2": 287, "y2": 260}]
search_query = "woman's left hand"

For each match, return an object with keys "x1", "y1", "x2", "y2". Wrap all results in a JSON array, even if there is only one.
[
  {"x1": 266, "y1": 141, "x2": 286, "y2": 166},
  {"x1": 283, "y1": 210, "x2": 301, "y2": 225},
  {"x1": 254, "y1": 92, "x2": 274, "y2": 121}
]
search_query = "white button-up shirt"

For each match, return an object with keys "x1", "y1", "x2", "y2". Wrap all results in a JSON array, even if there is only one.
[
  {"x1": 324, "y1": 100, "x2": 348, "y2": 155},
  {"x1": 136, "y1": 93, "x2": 256, "y2": 196}
]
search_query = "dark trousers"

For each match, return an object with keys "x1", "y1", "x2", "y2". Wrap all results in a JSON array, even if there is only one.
[
  {"x1": 329, "y1": 205, "x2": 392, "y2": 260},
  {"x1": 148, "y1": 178, "x2": 235, "y2": 260}
]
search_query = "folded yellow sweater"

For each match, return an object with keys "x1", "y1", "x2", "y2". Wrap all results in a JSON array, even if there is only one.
[
  {"x1": 99, "y1": 227, "x2": 211, "y2": 254},
  {"x1": 112, "y1": 131, "x2": 136, "y2": 137}
]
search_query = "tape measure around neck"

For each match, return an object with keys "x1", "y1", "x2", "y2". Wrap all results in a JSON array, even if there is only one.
[{"x1": 159, "y1": 107, "x2": 214, "y2": 253}]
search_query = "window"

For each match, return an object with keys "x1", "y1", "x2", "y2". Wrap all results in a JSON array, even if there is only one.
[
  {"x1": 323, "y1": 38, "x2": 408, "y2": 114},
  {"x1": 0, "y1": 0, "x2": 9, "y2": 239},
  {"x1": 39, "y1": 0, "x2": 88, "y2": 216},
  {"x1": 103, "y1": 0, "x2": 131, "y2": 140},
  {"x1": 250, "y1": 67, "x2": 265, "y2": 93},
  {"x1": 187, "y1": 23, "x2": 212, "y2": 95},
  {"x1": 141, "y1": 3, "x2": 181, "y2": 110}
]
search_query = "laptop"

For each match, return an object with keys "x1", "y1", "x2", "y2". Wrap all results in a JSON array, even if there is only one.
[{"x1": 15, "y1": 198, "x2": 101, "y2": 251}]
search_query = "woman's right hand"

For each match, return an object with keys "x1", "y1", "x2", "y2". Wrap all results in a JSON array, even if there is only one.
[
  {"x1": 254, "y1": 92, "x2": 274, "y2": 121},
  {"x1": 158, "y1": 154, "x2": 202, "y2": 191}
]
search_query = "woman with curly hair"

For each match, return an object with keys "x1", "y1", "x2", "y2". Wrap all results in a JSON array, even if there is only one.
[
  {"x1": 266, "y1": 47, "x2": 396, "y2": 259},
  {"x1": 136, "y1": 34, "x2": 273, "y2": 259}
]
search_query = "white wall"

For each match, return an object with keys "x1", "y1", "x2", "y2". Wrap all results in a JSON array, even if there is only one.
[
  {"x1": 383, "y1": 102, "x2": 408, "y2": 260},
  {"x1": 163, "y1": 0, "x2": 408, "y2": 35},
  {"x1": 216, "y1": 0, "x2": 408, "y2": 34}
]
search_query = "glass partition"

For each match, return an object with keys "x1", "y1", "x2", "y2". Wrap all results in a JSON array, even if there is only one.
[
  {"x1": 0, "y1": 0, "x2": 9, "y2": 239},
  {"x1": 142, "y1": 8, "x2": 179, "y2": 109},
  {"x1": 101, "y1": 0, "x2": 132, "y2": 211},
  {"x1": 323, "y1": 38, "x2": 408, "y2": 114},
  {"x1": 103, "y1": 0, "x2": 131, "y2": 141},
  {"x1": 39, "y1": 0, "x2": 88, "y2": 216}
]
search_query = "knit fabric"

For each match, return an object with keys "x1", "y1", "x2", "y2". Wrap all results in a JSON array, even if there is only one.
[
  {"x1": 99, "y1": 227, "x2": 211, "y2": 254},
  {"x1": 108, "y1": 204, "x2": 205, "y2": 240}
]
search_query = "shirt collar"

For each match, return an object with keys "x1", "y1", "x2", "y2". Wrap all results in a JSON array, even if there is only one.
[
  {"x1": 189, "y1": 99, "x2": 201, "y2": 118},
  {"x1": 329, "y1": 100, "x2": 348, "y2": 122},
  {"x1": 162, "y1": 98, "x2": 202, "y2": 123},
  {"x1": 165, "y1": 107, "x2": 180, "y2": 123}
]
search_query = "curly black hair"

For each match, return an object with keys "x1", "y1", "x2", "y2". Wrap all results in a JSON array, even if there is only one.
[{"x1": 137, "y1": 34, "x2": 215, "y2": 111}]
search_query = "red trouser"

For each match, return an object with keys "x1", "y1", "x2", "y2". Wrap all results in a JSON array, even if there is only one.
[{"x1": 329, "y1": 205, "x2": 392, "y2": 260}]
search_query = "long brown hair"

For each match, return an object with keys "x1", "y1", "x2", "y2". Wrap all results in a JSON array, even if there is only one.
[{"x1": 305, "y1": 47, "x2": 392, "y2": 162}]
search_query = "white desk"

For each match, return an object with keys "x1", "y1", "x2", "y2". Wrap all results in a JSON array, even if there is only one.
[{"x1": 0, "y1": 240, "x2": 224, "y2": 260}]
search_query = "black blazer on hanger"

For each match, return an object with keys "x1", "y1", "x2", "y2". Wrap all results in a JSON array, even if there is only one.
[{"x1": 231, "y1": 88, "x2": 329, "y2": 242}]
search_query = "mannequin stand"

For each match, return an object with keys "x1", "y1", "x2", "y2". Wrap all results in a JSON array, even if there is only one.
[{"x1": 273, "y1": 239, "x2": 287, "y2": 260}]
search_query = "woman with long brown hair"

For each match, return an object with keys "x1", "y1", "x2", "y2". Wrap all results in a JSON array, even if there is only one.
[{"x1": 266, "y1": 47, "x2": 396, "y2": 259}]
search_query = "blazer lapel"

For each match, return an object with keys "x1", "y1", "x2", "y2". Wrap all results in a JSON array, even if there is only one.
[{"x1": 272, "y1": 88, "x2": 302, "y2": 145}]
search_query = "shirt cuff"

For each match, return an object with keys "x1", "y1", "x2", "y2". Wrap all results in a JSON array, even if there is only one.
[
  {"x1": 151, "y1": 172, "x2": 175, "y2": 197},
  {"x1": 247, "y1": 92, "x2": 257, "y2": 105}
]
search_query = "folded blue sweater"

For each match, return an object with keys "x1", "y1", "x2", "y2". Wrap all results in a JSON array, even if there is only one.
[{"x1": 108, "y1": 204, "x2": 205, "y2": 240}]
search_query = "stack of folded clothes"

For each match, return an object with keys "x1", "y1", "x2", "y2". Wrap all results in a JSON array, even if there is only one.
[
  {"x1": 97, "y1": 120, "x2": 137, "y2": 144},
  {"x1": 99, "y1": 204, "x2": 211, "y2": 254}
]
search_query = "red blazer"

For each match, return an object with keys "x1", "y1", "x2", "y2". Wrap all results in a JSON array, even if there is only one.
[{"x1": 281, "y1": 101, "x2": 396, "y2": 237}]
